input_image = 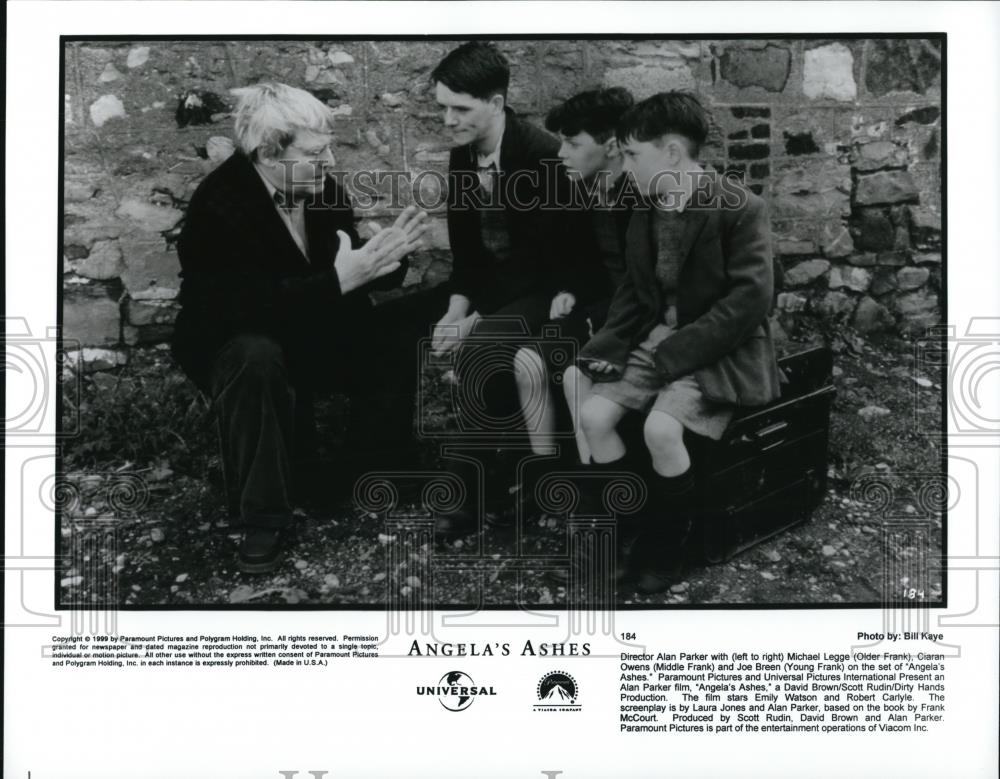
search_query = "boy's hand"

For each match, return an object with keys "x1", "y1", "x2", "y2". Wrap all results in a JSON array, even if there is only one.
[
  {"x1": 431, "y1": 311, "x2": 480, "y2": 356},
  {"x1": 586, "y1": 360, "x2": 616, "y2": 375},
  {"x1": 549, "y1": 291, "x2": 576, "y2": 320}
]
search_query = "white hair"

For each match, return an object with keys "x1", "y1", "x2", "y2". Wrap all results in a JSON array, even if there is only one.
[{"x1": 230, "y1": 82, "x2": 335, "y2": 159}]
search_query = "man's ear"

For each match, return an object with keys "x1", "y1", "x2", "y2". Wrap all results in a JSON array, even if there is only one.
[
  {"x1": 488, "y1": 93, "x2": 505, "y2": 115},
  {"x1": 604, "y1": 137, "x2": 621, "y2": 159},
  {"x1": 256, "y1": 147, "x2": 280, "y2": 168}
]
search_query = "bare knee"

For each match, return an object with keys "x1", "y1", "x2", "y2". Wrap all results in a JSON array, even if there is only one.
[
  {"x1": 513, "y1": 346, "x2": 545, "y2": 391},
  {"x1": 643, "y1": 412, "x2": 685, "y2": 455},
  {"x1": 580, "y1": 397, "x2": 618, "y2": 439}
]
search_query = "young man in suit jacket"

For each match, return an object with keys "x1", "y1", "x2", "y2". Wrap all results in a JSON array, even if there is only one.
[
  {"x1": 428, "y1": 42, "x2": 588, "y2": 535},
  {"x1": 172, "y1": 82, "x2": 427, "y2": 573},
  {"x1": 573, "y1": 92, "x2": 783, "y2": 593}
]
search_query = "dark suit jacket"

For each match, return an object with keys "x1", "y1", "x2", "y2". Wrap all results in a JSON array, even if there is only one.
[
  {"x1": 569, "y1": 174, "x2": 636, "y2": 307},
  {"x1": 579, "y1": 175, "x2": 782, "y2": 407},
  {"x1": 446, "y1": 108, "x2": 580, "y2": 313},
  {"x1": 171, "y1": 152, "x2": 406, "y2": 391}
]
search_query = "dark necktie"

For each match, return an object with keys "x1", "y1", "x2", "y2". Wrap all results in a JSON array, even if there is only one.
[{"x1": 272, "y1": 189, "x2": 299, "y2": 211}]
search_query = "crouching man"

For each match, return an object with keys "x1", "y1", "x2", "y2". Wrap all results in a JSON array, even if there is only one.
[{"x1": 172, "y1": 82, "x2": 427, "y2": 573}]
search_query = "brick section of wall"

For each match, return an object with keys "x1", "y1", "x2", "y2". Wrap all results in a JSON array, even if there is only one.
[{"x1": 61, "y1": 38, "x2": 942, "y2": 369}]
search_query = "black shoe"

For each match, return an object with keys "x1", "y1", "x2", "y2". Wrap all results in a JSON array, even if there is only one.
[
  {"x1": 633, "y1": 519, "x2": 692, "y2": 594},
  {"x1": 434, "y1": 450, "x2": 510, "y2": 539},
  {"x1": 545, "y1": 557, "x2": 630, "y2": 587},
  {"x1": 238, "y1": 528, "x2": 284, "y2": 574},
  {"x1": 634, "y1": 554, "x2": 686, "y2": 594},
  {"x1": 556, "y1": 452, "x2": 647, "y2": 579},
  {"x1": 546, "y1": 512, "x2": 639, "y2": 587}
]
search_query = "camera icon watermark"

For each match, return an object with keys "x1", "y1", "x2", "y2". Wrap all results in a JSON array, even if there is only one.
[
  {"x1": 915, "y1": 318, "x2": 1000, "y2": 441},
  {"x1": 4, "y1": 317, "x2": 80, "y2": 438}
]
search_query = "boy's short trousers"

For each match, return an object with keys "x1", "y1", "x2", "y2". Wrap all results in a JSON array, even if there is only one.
[{"x1": 590, "y1": 321, "x2": 735, "y2": 440}]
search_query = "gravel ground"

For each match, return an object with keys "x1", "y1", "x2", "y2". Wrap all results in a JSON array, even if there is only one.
[{"x1": 59, "y1": 331, "x2": 944, "y2": 608}]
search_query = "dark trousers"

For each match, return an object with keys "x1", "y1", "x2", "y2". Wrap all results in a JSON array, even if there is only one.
[
  {"x1": 449, "y1": 294, "x2": 595, "y2": 491},
  {"x1": 458, "y1": 293, "x2": 553, "y2": 436},
  {"x1": 209, "y1": 297, "x2": 425, "y2": 529}
]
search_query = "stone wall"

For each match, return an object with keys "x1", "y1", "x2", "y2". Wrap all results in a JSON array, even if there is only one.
[{"x1": 62, "y1": 38, "x2": 942, "y2": 368}]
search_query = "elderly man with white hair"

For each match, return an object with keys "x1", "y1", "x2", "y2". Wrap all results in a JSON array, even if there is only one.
[{"x1": 172, "y1": 82, "x2": 428, "y2": 573}]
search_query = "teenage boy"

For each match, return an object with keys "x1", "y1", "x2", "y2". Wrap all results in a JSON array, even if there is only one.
[
  {"x1": 429, "y1": 41, "x2": 583, "y2": 536},
  {"x1": 572, "y1": 91, "x2": 782, "y2": 593},
  {"x1": 533, "y1": 86, "x2": 637, "y2": 464}
]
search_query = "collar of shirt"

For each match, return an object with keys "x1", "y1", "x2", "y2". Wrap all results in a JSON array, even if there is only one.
[
  {"x1": 596, "y1": 170, "x2": 627, "y2": 206},
  {"x1": 254, "y1": 163, "x2": 310, "y2": 259},
  {"x1": 254, "y1": 164, "x2": 303, "y2": 211},
  {"x1": 654, "y1": 186, "x2": 692, "y2": 214},
  {"x1": 653, "y1": 164, "x2": 713, "y2": 214},
  {"x1": 474, "y1": 118, "x2": 505, "y2": 172}
]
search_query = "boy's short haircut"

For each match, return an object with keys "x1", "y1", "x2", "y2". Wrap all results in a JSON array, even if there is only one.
[
  {"x1": 231, "y1": 81, "x2": 335, "y2": 161},
  {"x1": 615, "y1": 91, "x2": 710, "y2": 156},
  {"x1": 431, "y1": 41, "x2": 510, "y2": 102},
  {"x1": 544, "y1": 87, "x2": 634, "y2": 143}
]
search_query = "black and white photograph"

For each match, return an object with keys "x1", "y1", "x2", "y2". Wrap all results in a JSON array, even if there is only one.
[
  {"x1": 55, "y1": 34, "x2": 947, "y2": 608},
  {"x1": 5, "y1": 3, "x2": 1000, "y2": 779}
]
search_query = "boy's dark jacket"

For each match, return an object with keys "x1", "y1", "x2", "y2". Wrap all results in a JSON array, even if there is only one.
[
  {"x1": 579, "y1": 174, "x2": 782, "y2": 407},
  {"x1": 446, "y1": 108, "x2": 590, "y2": 312},
  {"x1": 171, "y1": 151, "x2": 406, "y2": 391}
]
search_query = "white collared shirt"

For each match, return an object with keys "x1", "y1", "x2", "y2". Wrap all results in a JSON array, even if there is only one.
[
  {"x1": 474, "y1": 121, "x2": 505, "y2": 194},
  {"x1": 254, "y1": 165, "x2": 310, "y2": 261},
  {"x1": 476, "y1": 135, "x2": 503, "y2": 171}
]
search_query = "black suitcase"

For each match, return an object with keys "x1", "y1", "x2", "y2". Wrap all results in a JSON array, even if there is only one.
[{"x1": 682, "y1": 346, "x2": 836, "y2": 562}]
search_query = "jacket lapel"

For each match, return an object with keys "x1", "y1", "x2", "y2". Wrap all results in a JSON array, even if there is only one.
[
  {"x1": 495, "y1": 108, "x2": 513, "y2": 166},
  {"x1": 677, "y1": 208, "x2": 710, "y2": 268},
  {"x1": 496, "y1": 108, "x2": 522, "y2": 208},
  {"x1": 628, "y1": 208, "x2": 660, "y2": 305},
  {"x1": 304, "y1": 205, "x2": 331, "y2": 268},
  {"x1": 230, "y1": 154, "x2": 312, "y2": 269},
  {"x1": 675, "y1": 168, "x2": 719, "y2": 276}
]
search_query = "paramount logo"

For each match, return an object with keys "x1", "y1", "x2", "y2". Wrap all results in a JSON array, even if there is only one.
[
  {"x1": 534, "y1": 671, "x2": 581, "y2": 712},
  {"x1": 545, "y1": 684, "x2": 574, "y2": 702}
]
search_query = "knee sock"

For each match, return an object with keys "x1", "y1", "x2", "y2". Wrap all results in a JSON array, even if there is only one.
[
  {"x1": 652, "y1": 467, "x2": 696, "y2": 511},
  {"x1": 573, "y1": 449, "x2": 648, "y2": 518},
  {"x1": 643, "y1": 466, "x2": 698, "y2": 563}
]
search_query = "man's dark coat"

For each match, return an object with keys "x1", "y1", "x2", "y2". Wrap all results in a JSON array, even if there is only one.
[
  {"x1": 580, "y1": 175, "x2": 783, "y2": 407},
  {"x1": 171, "y1": 152, "x2": 405, "y2": 391}
]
